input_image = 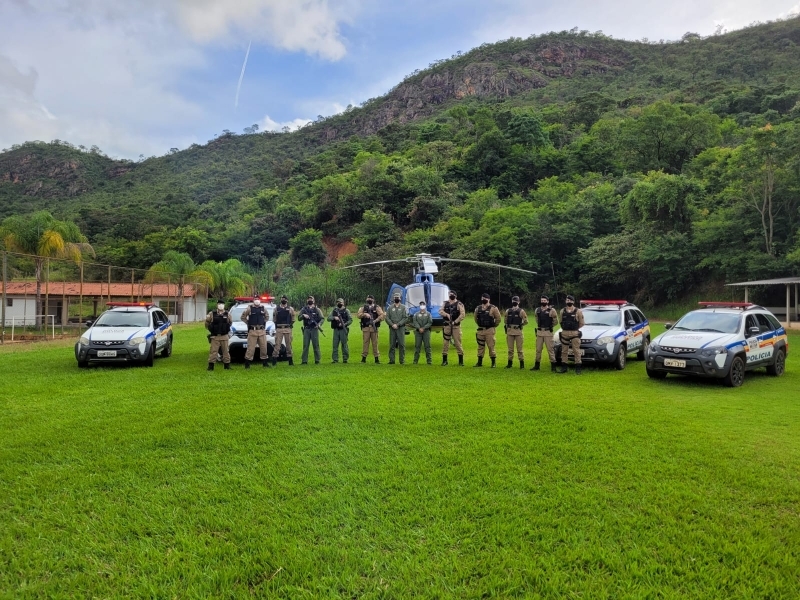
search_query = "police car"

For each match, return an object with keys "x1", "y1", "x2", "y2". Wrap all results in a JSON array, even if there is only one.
[
  {"x1": 75, "y1": 302, "x2": 173, "y2": 368},
  {"x1": 646, "y1": 302, "x2": 788, "y2": 387},
  {"x1": 226, "y1": 296, "x2": 278, "y2": 361},
  {"x1": 553, "y1": 300, "x2": 651, "y2": 370}
]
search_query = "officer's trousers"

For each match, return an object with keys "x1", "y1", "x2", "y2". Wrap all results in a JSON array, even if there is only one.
[
  {"x1": 361, "y1": 326, "x2": 379, "y2": 357},
  {"x1": 332, "y1": 328, "x2": 349, "y2": 362},
  {"x1": 476, "y1": 327, "x2": 496, "y2": 358},
  {"x1": 208, "y1": 335, "x2": 230, "y2": 364},
  {"x1": 414, "y1": 330, "x2": 432, "y2": 364},
  {"x1": 388, "y1": 327, "x2": 405, "y2": 363},
  {"x1": 273, "y1": 327, "x2": 293, "y2": 358},
  {"x1": 244, "y1": 328, "x2": 268, "y2": 361},
  {"x1": 442, "y1": 324, "x2": 463, "y2": 355},
  {"x1": 535, "y1": 330, "x2": 556, "y2": 363},
  {"x1": 302, "y1": 328, "x2": 321, "y2": 363},
  {"x1": 560, "y1": 331, "x2": 582, "y2": 365},
  {"x1": 506, "y1": 327, "x2": 524, "y2": 361}
]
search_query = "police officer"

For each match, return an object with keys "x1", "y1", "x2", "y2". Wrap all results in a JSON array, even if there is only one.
[
  {"x1": 242, "y1": 296, "x2": 270, "y2": 369},
  {"x1": 205, "y1": 299, "x2": 232, "y2": 370},
  {"x1": 558, "y1": 294, "x2": 585, "y2": 374},
  {"x1": 384, "y1": 292, "x2": 408, "y2": 365},
  {"x1": 327, "y1": 298, "x2": 352, "y2": 363},
  {"x1": 411, "y1": 301, "x2": 433, "y2": 364},
  {"x1": 441, "y1": 290, "x2": 465, "y2": 366},
  {"x1": 504, "y1": 295, "x2": 528, "y2": 369},
  {"x1": 532, "y1": 295, "x2": 559, "y2": 372},
  {"x1": 272, "y1": 294, "x2": 295, "y2": 366},
  {"x1": 357, "y1": 294, "x2": 384, "y2": 363},
  {"x1": 299, "y1": 295, "x2": 325, "y2": 365},
  {"x1": 474, "y1": 292, "x2": 502, "y2": 367}
]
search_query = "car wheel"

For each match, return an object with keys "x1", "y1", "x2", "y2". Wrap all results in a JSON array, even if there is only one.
[
  {"x1": 766, "y1": 348, "x2": 786, "y2": 377},
  {"x1": 161, "y1": 335, "x2": 172, "y2": 358},
  {"x1": 723, "y1": 355, "x2": 745, "y2": 387},
  {"x1": 144, "y1": 344, "x2": 155, "y2": 367},
  {"x1": 637, "y1": 337, "x2": 650, "y2": 361},
  {"x1": 613, "y1": 344, "x2": 626, "y2": 370},
  {"x1": 646, "y1": 367, "x2": 666, "y2": 379}
]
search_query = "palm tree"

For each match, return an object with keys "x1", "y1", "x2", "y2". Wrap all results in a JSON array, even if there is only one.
[
  {"x1": 1, "y1": 211, "x2": 94, "y2": 328},
  {"x1": 198, "y1": 258, "x2": 253, "y2": 300},
  {"x1": 145, "y1": 251, "x2": 212, "y2": 323}
]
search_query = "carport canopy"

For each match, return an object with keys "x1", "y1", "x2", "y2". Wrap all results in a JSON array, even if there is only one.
[{"x1": 726, "y1": 277, "x2": 800, "y2": 326}]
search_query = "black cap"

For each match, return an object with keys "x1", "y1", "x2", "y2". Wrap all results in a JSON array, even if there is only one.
[
  {"x1": 217, "y1": 299, "x2": 225, "y2": 304},
  {"x1": 512, "y1": 296, "x2": 520, "y2": 302},
  {"x1": 481, "y1": 293, "x2": 490, "y2": 299},
  {"x1": 566, "y1": 295, "x2": 575, "y2": 302},
  {"x1": 366, "y1": 294, "x2": 374, "y2": 300},
  {"x1": 281, "y1": 294, "x2": 288, "y2": 300},
  {"x1": 540, "y1": 295, "x2": 549, "y2": 302},
  {"x1": 449, "y1": 291, "x2": 457, "y2": 297}
]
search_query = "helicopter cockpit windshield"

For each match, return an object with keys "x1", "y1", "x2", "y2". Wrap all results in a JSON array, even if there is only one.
[
  {"x1": 405, "y1": 284, "x2": 425, "y2": 307},
  {"x1": 429, "y1": 284, "x2": 449, "y2": 309}
]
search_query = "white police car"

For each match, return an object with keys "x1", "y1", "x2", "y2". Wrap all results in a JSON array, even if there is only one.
[
  {"x1": 75, "y1": 302, "x2": 173, "y2": 368},
  {"x1": 646, "y1": 302, "x2": 788, "y2": 387},
  {"x1": 553, "y1": 300, "x2": 651, "y2": 370},
  {"x1": 226, "y1": 296, "x2": 277, "y2": 361}
]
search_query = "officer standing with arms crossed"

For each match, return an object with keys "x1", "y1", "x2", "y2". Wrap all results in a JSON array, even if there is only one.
[
  {"x1": 384, "y1": 292, "x2": 408, "y2": 365},
  {"x1": 558, "y1": 294, "x2": 584, "y2": 375},
  {"x1": 357, "y1": 294, "x2": 384, "y2": 363},
  {"x1": 532, "y1": 295, "x2": 559, "y2": 372},
  {"x1": 272, "y1": 295, "x2": 295, "y2": 366},
  {"x1": 327, "y1": 298, "x2": 352, "y2": 363},
  {"x1": 441, "y1": 290, "x2": 465, "y2": 366},
  {"x1": 411, "y1": 301, "x2": 433, "y2": 364},
  {"x1": 474, "y1": 292, "x2": 502, "y2": 367},
  {"x1": 205, "y1": 299, "x2": 232, "y2": 370},
  {"x1": 299, "y1": 295, "x2": 325, "y2": 365},
  {"x1": 242, "y1": 296, "x2": 270, "y2": 369},
  {"x1": 504, "y1": 295, "x2": 528, "y2": 369}
]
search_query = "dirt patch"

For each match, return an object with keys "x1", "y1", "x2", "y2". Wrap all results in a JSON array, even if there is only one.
[{"x1": 323, "y1": 238, "x2": 357, "y2": 263}]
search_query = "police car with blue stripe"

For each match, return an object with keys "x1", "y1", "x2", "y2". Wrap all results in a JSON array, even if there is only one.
[
  {"x1": 553, "y1": 300, "x2": 651, "y2": 370},
  {"x1": 75, "y1": 302, "x2": 173, "y2": 368},
  {"x1": 646, "y1": 302, "x2": 788, "y2": 387}
]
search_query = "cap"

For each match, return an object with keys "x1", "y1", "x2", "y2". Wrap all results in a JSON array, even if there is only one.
[
  {"x1": 393, "y1": 292, "x2": 401, "y2": 299},
  {"x1": 217, "y1": 299, "x2": 225, "y2": 304},
  {"x1": 540, "y1": 295, "x2": 549, "y2": 302},
  {"x1": 481, "y1": 293, "x2": 490, "y2": 299},
  {"x1": 566, "y1": 294, "x2": 575, "y2": 302},
  {"x1": 512, "y1": 296, "x2": 520, "y2": 302},
  {"x1": 366, "y1": 294, "x2": 374, "y2": 300},
  {"x1": 419, "y1": 301, "x2": 426, "y2": 306},
  {"x1": 336, "y1": 298, "x2": 344, "y2": 303},
  {"x1": 281, "y1": 294, "x2": 288, "y2": 300},
  {"x1": 307, "y1": 295, "x2": 315, "y2": 301},
  {"x1": 448, "y1": 291, "x2": 457, "y2": 297}
]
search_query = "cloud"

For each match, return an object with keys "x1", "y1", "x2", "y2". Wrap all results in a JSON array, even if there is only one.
[{"x1": 260, "y1": 115, "x2": 313, "y2": 132}]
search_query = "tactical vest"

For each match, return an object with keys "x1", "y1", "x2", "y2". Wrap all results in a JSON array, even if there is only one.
[
  {"x1": 301, "y1": 306, "x2": 320, "y2": 327},
  {"x1": 331, "y1": 309, "x2": 347, "y2": 329},
  {"x1": 209, "y1": 311, "x2": 231, "y2": 336},
  {"x1": 535, "y1": 307, "x2": 554, "y2": 330},
  {"x1": 476, "y1": 304, "x2": 496, "y2": 328},
  {"x1": 561, "y1": 309, "x2": 580, "y2": 331},
  {"x1": 247, "y1": 305, "x2": 266, "y2": 327},
  {"x1": 507, "y1": 307, "x2": 523, "y2": 326},
  {"x1": 443, "y1": 301, "x2": 461, "y2": 322},
  {"x1": 275, "y1": 305, "x2": 292, "y2": 325},
  {"x1": 361, "y1": 304, "x2": 380, "y2": 328}
]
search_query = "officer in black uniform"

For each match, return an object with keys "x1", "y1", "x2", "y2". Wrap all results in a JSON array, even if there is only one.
[
  {"x1": 532, "y1": 295, "x2": 559, "y2": 372},
  {"x1": 272, "y1": 295, "x2": 295, "y2": 366},
  {"x1": 441, "y1": 291, "x2": 465, "y2": 366},
  {"x1": 205, "y1": 300, "x2": 232, "y2": 370},
  {"x1": 242, "y1": 297, "x2": 270, "y2": 369},
  {"x1": 558, "y1": 295, "x2": 585, "y2": 374}
]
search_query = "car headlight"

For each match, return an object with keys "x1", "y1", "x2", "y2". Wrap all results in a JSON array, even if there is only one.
[
  {"x1": 649, "y1": 343, "x2": 660, "y2": 352},
  {"x1": 701, "y1": 346, "x2": 727, "y2": 357},
  {"x1": 79, "y1": 336, "x2": 89, "y2": 346},
  {"x1": 128, "y1": 337, "x2": 146, "y2": 346},
  {"x1": 596, "y1": 336, "x2": 615, "y2": 345}
]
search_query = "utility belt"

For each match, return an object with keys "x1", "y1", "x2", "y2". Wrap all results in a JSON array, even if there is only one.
[
  {"x1": 361, "y1": 325, "x2": 379, "y2": 330},
  {"x1": 276, "y1": 324, "x2": 292, "y2": 329},
  {"x1": 476, "y1": 326, "x2": 495, "y2": 331},
  {"x1": 507, "y1": 324, "x2": 521, "y2": 330},
  {"x1": 446, "y1": 323, "x2": 461, "y2": 328},
  {"x1": 248, "y1": 325, "x2": 265, "y2": 331},
  {"x1": 537, "y1": 327, "x2": 553, "y2": 332}
]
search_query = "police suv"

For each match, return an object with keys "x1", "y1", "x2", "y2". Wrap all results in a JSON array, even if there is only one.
[
  {"x1": 75, "y1": 302, "x2": 173, "y2": 368},
  {"x1": 226, "y1": 296, "x2": 277, "y2": 361},
  {"x1": 646, "y1": 302, "x2": 788, "y2": 387},
  {"x1": 553, "y1": 300, "x2": 651, "y2": 370}
]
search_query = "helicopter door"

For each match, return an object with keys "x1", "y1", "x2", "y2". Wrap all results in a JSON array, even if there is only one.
[{"x1": 385, "y1": 284, "x2": 406, "y2": 309}]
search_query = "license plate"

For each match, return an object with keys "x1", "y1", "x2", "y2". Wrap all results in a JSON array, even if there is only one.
[
  {"x1": 242, "y1": 343, "x2": 247, "y2": 349},
  {"x1": 664, "y1": 358, "x2": 686, "y2": 368},
  {"x1": 568, "y1": 349, "x2": 585, "y2": 356},
  {"x1": 97, "y1": 350, "x2": 117, "y2": 358}
]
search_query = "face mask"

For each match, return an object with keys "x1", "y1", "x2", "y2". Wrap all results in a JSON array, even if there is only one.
[
  {"x1": 449, "y1": 295, "x2": 455, "y2": 301},
  {"x1": 540, "y1": 302, "x2": 548, "y2": 307},
  {"x1": 566, "y1": 302, "x2": 574, "y2": 307},
  {"x1": 307, "y1": 300, "x2": 313, "y2": 306},
  {"x1": 217, "y1": 304, "x2": 225, "y2": 311},
  {"x1": 367, "y1": 300, "x2": 373, "y2": 305},
  {"x1": 420, "y1": 305, "x2": 426, "y2": 311},
  {"x1": 512, "y1": 302, "x2": 518, "y2": 307},
  {"x1": 394, "y1": 298, "x2": 400, "y2": 303},
  {"x1": 337, "y1": 303, "x2": 343, "y2": 308},
  {"x1": 253, "y1": 300, "x2": 261, "y2": 307},
  {"x1": 482, "y1": 299, "x2": 488, "y2": 304},
  {"x1": 281, "y1": 300, "x2": 287, "y2": 305}
]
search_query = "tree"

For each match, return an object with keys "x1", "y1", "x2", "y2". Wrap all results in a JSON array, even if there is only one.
[
  {"x1": 1, "y1": 211, "x2": 94, "y2": 327},
  {"x1": 145, "y1": 251, "x2": 212, "y2": 323},
  {"x1": 289, "y1": 229, "x2": 327, "y2": 267},
  {"x1": 198, "y1": 258, "x2": 253, "y2": 300}
]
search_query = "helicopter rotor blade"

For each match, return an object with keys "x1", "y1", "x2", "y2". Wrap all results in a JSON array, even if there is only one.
[
  {"x1": 436, "y1": 258, "x2": 537, "y2": 275},
  {"x1": 339, "y1": 259, "x2": 410, "y2": 270}
]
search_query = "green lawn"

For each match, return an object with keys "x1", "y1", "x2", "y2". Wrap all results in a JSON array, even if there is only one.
[{"x1": 1, "y1": 322, "x2": 799, "y2": 598}]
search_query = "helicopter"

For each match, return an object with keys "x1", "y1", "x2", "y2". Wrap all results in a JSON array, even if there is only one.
[{"x1": 341, "y1": 254, "x2": 537, "y2": 330}]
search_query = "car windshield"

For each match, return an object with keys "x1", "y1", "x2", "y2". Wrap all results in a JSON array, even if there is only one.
[
  {"x1": 672, "y1": 311, "x2": 741, "y2": 334},
  {"x1": 94, "y1": 310, "x2": 150, "y2": 328},
  {"x1": 582, "y1": 310, "x2": 622, "y2": 327}
]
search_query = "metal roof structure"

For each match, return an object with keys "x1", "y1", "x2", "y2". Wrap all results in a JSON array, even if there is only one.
[
  {"x1": 725, "y1": 277, "x2": 800, "y2": 327},
  {"x1": 726, "y1": 277, "x2": 800, "y2": 286}
]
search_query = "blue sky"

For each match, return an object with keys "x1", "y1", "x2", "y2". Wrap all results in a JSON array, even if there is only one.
[{"x1": 1, "y1": 0, "x2": 798, "y2": 159}]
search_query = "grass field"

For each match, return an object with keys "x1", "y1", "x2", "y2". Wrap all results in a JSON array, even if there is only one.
[{"x1": 1, "y1": 321, "x2": 799, "y2": 598}]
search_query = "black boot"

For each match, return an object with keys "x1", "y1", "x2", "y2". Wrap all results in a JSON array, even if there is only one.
[
  {"x1": 361, "y1": 356, "x2": 367, "y2": 363},
  {"x1": 458, "y1": 355, "x2": 464, "y2": 366},
  {"x1": 505, "y1": 360, "x2": 513, "y2": 369},
  {"x1": 244, "y1": 360, "x2": 251, "y2": 370},
  {"x1": 223, "y1": 363, "x2": 230, "y2": 370},
  {"x1": 520, "y1": 360, "x2": 525, "y2": 369},
  {"x1": 474, "y1": 357, "x2": 483, "y2": 367},
  {"x1": 558, "y1": 364, "x2": 568, "y2": 373},
  {"x1": 207, "y1": 362, "x2": 214, "y2": 371},
  {"x1": 491, "y1": 357, "x2": 496, "y2": 368},
  {"x1": 442, "y1": 355, "x2": 448, "y2": 366},
  {"x1": 288, "y1": 357, "x2": 294, "y2": 366},
  {"x1": 374, "y1": 356, "x2": 380, "y2": 364},
  {"x1": 551, "y1": 363, "x2": 557, "y2": 372},
  {"x1": 575, "y1": 365, "x2": 582, "y2": 375},
  {"x1": 272, "y1": 356, "x2": 277, "y2": 367},
  {"x1": 531, "y1": 362, "x2": 540, "y2": 371},
  {"x1": 263, "y1": 359, "x2": 270, "y2": 368}
]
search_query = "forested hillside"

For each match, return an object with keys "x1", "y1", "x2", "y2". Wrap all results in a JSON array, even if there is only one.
[{"x1": 2, "y1": 18, "x2": 800, "y2": 305}]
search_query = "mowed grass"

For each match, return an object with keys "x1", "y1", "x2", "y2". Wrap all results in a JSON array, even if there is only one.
[{"x1": 1, "y1": 322, "x2": 799, "y2": 599}]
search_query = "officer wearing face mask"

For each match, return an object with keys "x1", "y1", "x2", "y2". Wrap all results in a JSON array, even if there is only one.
[
  {"x1": 504, "y1": 295, "x2": 528, "y2": 369},
  {"x1": 384, "y1": 292, "x2": 408, "y2": 365},
  {"x1": 357, "y1": 294, "x2": 384, "y2": 363},
  {"x1": 558, "y1": 294, "x2": 585, "y2": 374},
  {"x1": 272, "y1": 295, "x2": 296, "y2": 366},
  {"x1": 441, "y1": 290, "x2": 465, "y2": 366},
  {"x1": 532, "y1": 295, "x2": 559, "y2": 372},
  {"x1": 327, "y1": 298, "x2": 353, "y2": 363},
  {"x1": 242, "y1": 296, "x2": 270, "y2": 369},
  {"x1": 411, "y1": 301, "x2": 433, "y2": 365},
  {"x1": 474, "y1": 293, "x2": 502, "y2": 367},
  {"x1": 205, "y1": 299, "x2": 232, "y2": 370},
  {"x1": 299, "y1": 295, "x2": 325, "y2": 365}
]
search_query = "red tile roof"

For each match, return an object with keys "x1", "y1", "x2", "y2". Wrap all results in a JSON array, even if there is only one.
[{"x1": 0, "y1": 282, "x2": 204, "y2": 298}]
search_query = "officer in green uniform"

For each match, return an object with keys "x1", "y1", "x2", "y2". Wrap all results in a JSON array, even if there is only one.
[
  {"x1": 411, "y1": 301, "x2": 433, "y2": 364},
  {"x1": 298, "y1": 295, "x2": 325, "y2": 364},
  {"x1": 558, "y1": 294, "x2": 585, "y2": 375},
  {"x1": 504, "y1": 295, "x2": 528, "y2": 369},
  {"x1": 474, "y1": 292, "x2": 502, "y2": 367},
  {"x1": 385, "y1": 292, "x2": 408, "y2": 365},
  {"x1": 327, "y1": 298, "x2": 352, "y2": 363}
]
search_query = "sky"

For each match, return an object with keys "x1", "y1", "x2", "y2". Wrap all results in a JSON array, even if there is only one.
[{"x1": 1, "y1": 0, "x2": 798, "y2": 160}]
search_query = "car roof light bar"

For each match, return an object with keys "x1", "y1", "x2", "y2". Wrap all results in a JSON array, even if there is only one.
[
  {"x1": 698, "y1": 302, "x2": 754, "y2": 309},
  {"x1": 106, "y1": 302, "x2": 154, "y2": 308},
  {"x1": 581, "y1": 300, "x2": 629, "y2": 306}
]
